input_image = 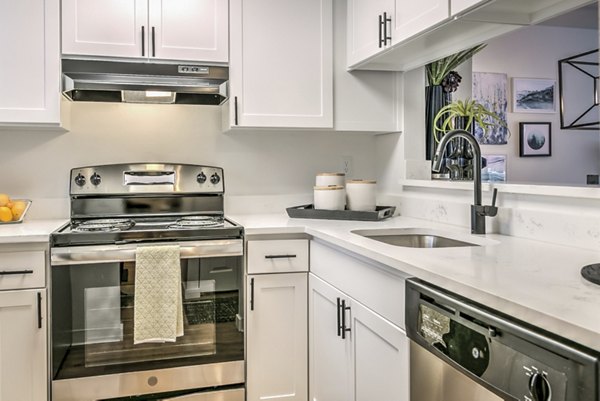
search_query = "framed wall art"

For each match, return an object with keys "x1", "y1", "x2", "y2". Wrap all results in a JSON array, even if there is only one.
[
  {"x1": 519, "y1": 122, "x2": 551, "y2": 157},
  {"x1": 513, "y1": 78, "x2": 556, "y2": 113},
  {"x1": 472, "y1": 72, "x2": 509, "y2": 144},
  {"x1": 481, "y1": 154, "x2": 507, "y2": 182}
]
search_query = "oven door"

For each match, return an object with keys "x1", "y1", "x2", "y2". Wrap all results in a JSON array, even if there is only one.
[{"x1": 50, "y1": 239, "x2": 244, "y2": 401}]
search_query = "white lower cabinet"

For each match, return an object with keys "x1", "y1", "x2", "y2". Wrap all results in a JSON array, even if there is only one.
[
  {"x1": 309, "y1": 274, "x2": 409, "y2": 401},
  {"x1": 309, "y1": 274, "x2": 352, "y2": 401},
  {"x1": 246, "y1": 272, "x2": 308, "y2": 401},
  {"x1": 0, "y1": 289, "x2": 47, "y2": 401}
]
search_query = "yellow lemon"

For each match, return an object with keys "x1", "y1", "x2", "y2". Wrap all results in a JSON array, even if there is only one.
[
  {"x1": 0, "y1": 194, "x2": 10, "y2": 207},
  {"x1": 0, "y1": 207, "x2": 12, "y2": 223},
  {"x1": 11, "y1": 201, "x2": 27, "y2": 221}
]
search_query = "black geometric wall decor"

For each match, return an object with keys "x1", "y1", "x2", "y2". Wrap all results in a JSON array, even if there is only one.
[{"x1": 558, "y1": 49, "x2": 599, "y2": 130}]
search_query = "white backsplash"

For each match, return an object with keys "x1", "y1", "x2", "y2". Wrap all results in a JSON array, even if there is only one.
[{"x1": 379, "y1": 188, "x2": 600, "y2": 251}]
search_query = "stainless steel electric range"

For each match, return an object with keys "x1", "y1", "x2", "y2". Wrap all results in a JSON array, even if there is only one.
[{"x1": 50, "y1": 163, "x2": 245, "y2": 401}]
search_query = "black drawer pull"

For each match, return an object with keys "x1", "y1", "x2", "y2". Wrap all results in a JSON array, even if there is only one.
[
  {"x1": 250, "y1": 277, "x2": 255, "y2": 311},
  {"x1": 0, "y1": 270, "x2": 34, "y2": 275},
  {"x1": 341, "y1": 299, "x2": 351, "y2": 339},
  {"x1": 37, "y1": 292, "x2": 42, "y2": 329},
  {"x1": 141, "y1": 26, "x2": 145, "y2": 56},
  {"x1": 336, "y1": 297, "x2": 342, "y2": 337},
  {"x1": 265, "y1": 254, "x2": 297, "y2": 259},
  {"x1": 151, "y1": 26, "x2": 156, "y2": 57}
]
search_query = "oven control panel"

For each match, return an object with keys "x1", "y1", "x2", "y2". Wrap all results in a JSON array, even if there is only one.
[{"x1": 70, "y1": 163, "x2": 224, "y2": 195}]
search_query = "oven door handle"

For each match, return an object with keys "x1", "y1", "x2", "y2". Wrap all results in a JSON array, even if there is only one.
[{"x1": 51, "y1": 239, "x2": 243, "y2": 265}]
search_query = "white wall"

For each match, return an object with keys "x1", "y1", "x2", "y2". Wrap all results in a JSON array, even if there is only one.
[
  {"x1": 0, "y1": 101, "x2": 376, "y2": 217},
  {"x1": 473, "y1": 25, "x2": 599, "y2": 185}
]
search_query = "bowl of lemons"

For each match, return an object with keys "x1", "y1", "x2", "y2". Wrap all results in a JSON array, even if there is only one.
[{"x1": 0, "y1": 194, "x2": 31, "y2": 224}]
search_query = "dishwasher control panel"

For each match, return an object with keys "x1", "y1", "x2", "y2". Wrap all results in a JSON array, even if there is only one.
[{"x1": 406, "y1": 279, "x2": 599, "y2": 401}]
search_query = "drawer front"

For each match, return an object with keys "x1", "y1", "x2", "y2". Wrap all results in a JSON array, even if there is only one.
[
  {"x1": 247, "y1": 240, "x2": 309, "y2": 274},
  {"x1": 0, "y1": 251, "x2": 46, "y2": 290},
  {"x1": 310, "y1": 240, "x2": 406, "y2": 328}
]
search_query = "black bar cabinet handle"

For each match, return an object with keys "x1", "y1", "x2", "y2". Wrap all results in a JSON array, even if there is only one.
[
  {"x1": 384, "y1": 12, "x2": 392, "y2": 45},
  {"x1": 265, "y1": 254, "x2": 297, "y2": 259},
  {"x1": 37, "y1": 292, "x2": 42, "y2": 329},
  {"x1": 378, "y1": 14, "x2": 384, "y2": 48},
  {"x1": 151, "y1": 26, "x2": 156, "y2": 57},
  {"x1": 141, "y1": 26, "x2": 145, "y2": 57},
  {"x1": 341, "y1": 299, "x2": 351, "y2": 339},
  {"x1": 250, "y1": 277, "x2": 255, "y2": 311},
  {"x1": 336, "y1": 297, "x2": 342, "y2": 336},
  {"x1": 0, "y1": 270, "x2": 34, "y2": 275},
  {"x1": 234, "y1": 96, "x2": 239, "y2": 125}
]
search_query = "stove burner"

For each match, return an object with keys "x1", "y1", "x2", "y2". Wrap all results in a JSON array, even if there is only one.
[
  {"x1": 73, "y1": 219, "x2": 135, "y2": 232},
  {"x1": 169, "y1": 216, "x2": 224, "y2": 229}
]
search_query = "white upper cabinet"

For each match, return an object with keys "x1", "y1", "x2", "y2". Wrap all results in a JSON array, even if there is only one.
[
  {"x1": 348, "y1": 0, "x2": 591, "y2": 71},
  {"x1": 228, "y1": 0, "x2": 333, "y2": 128},
  {"x1": 62, "y1": 0, "x2": 148, "y2": 58},
  {"x1": 0, "y1": 0, "x2": 60, "y2": 127},
  {"x1": 346, "y1": 0, "x2": 394, "y2": 67},
  {"x1": 148, "y1": 0, "x2": 228, "y2": 62},
  {"x1": 62, "y1": 0, "x2": 228, "y2": 62},
  {"x1": 347, "y1": 0, "x2": 449, "y2": 69},
  {"x1": 391, "y1": 0, "x2": 449, "y2": 45}
]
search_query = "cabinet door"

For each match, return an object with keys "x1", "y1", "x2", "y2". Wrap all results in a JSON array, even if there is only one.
[
  {"x1": 0, "y1": 290, "x2": 47, "y2": 401},
  {"x1": 148, "y1": 0, "x2": 228, "y2": 62},
  {"x1": 391, "y1": 0, "x2": 448, "y2": 45},
  {"x1": 62, "y1": 0, "x2": 148, "y2": 58},
  {"x1": 346, "y1": 0, "x2": 394, "y2": 68},
  {"x1": 0, "y1": 0, "x2": 60, "y2": 126},
  {"x1": 309, "y1": 274, "x2": 352, "y2": 401},
  {"x1": 229, "y1": 0, "x2": 333, "y2": 128},
  {"x1": 351, "y1": 299, "x2": 410, "y2": 401},
  {"x1": 247, "y1": 273, "x2": 307, "y2": 401}
]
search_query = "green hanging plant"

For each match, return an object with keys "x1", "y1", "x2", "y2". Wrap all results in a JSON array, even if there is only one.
[
  {"x1": 433, "y1": 99, "x2": 508, "y2": 143},
  {"x1": 426, "y1": 44, "x2": 487, "y2": 86}
]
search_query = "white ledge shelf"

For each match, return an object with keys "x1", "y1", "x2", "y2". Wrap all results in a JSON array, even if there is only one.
[{"x1": 400, "y1": 179, "x2": 600, "y2": 200}]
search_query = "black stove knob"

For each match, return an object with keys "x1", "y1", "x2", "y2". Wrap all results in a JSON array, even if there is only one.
[
  {"x1": 90, "y1": 173, "x2": 102, "y2": 186},
  {"x1": 196, "y1": 172, "x2": 207, "y2": 184},
  {"x1": 74, "y1": 173, "x2": 86, "y2": 187},
  {"x1": 529, "y1": 372, "x2": 551, "y2": 401},
  {"x1": 210, "y1": 173, "x2": 221, "y2": 185}
]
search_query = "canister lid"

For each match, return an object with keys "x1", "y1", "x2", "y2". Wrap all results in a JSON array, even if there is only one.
[
  {"x1": 314, "y1": 185, "x2": 344, "y2": 190},
  {"x1": 317, "y1": 172, "x2": 345, "y2": 176},
  {"x1": 347, "y1": 179, "x2": 376, "y2": 184}
]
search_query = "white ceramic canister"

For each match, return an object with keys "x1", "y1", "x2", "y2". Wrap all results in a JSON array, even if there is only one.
[
  {"x1": 346, "y1": 180, "x2": 377, "y2": 211},
  {"x1": 315, "y1": 172, "x2": 345, "y2": 187},
  {"x1": 314, "y1": 185, "x2": 346, "y2": 210}
]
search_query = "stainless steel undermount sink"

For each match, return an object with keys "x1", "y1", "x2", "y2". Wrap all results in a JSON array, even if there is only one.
[{"x1": 352, "y1": 228, "x2": 492, "y2": 248}]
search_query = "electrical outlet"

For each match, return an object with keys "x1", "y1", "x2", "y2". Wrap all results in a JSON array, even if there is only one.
[{"x1": 341, "y1": 156, "x2": 353, "y2": 177}]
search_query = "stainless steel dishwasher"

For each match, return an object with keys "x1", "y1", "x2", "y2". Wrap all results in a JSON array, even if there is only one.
[{"x1": 406, "y1": 279, "x2": 599, "y2": 401}]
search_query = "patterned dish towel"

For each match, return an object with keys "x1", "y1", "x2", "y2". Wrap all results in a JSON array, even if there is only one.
[{"x1": 134, "y1": 245, "x2": 184, "y2": 344}]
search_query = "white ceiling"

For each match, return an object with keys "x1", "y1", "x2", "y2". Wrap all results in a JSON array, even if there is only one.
[{"x1": 539, "y1": 3, "x2": 598, "y2": 30}]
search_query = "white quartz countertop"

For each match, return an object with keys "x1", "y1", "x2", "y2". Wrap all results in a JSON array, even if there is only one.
[
  {"x1": 230, "y1": 213, "x2": 600, "y2": 352},
  {"x1": 0, "y1": 219, "x2": 67, "y2": 244}
]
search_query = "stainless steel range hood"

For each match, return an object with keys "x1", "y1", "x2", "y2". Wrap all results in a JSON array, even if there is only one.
[{"x1": 62, "y1": 59, "x2": 228, "y2": 105}]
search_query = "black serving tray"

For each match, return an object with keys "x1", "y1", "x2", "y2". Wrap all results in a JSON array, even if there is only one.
[{"x1": 286, "y1": 204, "x2": 396, "y2": 221}]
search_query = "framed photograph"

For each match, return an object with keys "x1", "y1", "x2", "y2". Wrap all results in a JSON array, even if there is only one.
[
  {"x1": 519, "y1": 122, "x2": 551, "y2": 157},
  {"x1": 481, "y1": 155, "x2": 507, "y2": 182},
  {"x1": 513, "y1": 78, "x2": 556, "y2": 113}
]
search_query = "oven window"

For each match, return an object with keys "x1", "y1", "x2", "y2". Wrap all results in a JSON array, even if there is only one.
[{"x1": 52, "y1": 256, "x2": 244, "y2": 380}]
